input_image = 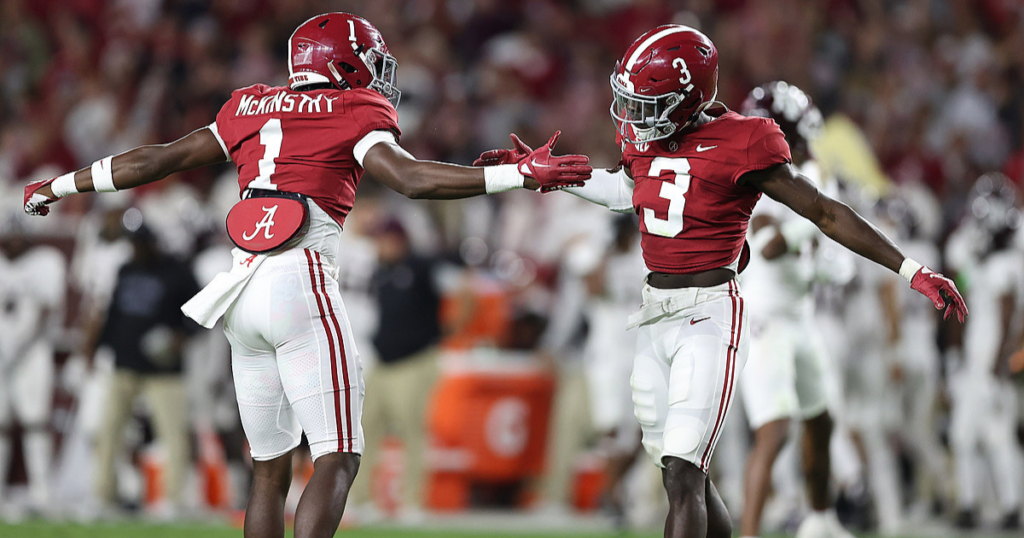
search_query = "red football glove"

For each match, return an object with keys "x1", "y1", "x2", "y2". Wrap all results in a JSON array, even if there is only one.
[
  {"x1": 910, "y1": 266, "x2": 969, "y2": 323},
  {"x1": 473, "y1": 133, "x2": 534, "y2": 167},
  {"x1": 516, "y1": 131, "x2": 591, "y2": 193},
  {"x1": 24, "y1": 178, "x2": 59, "y2": 216}
]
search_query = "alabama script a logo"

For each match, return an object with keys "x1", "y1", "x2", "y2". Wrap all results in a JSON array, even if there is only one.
[{"x1": 243, "y1": 205, "x2": 279, "y2": 241}]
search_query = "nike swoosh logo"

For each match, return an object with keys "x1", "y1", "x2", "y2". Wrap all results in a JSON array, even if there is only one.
[
  {"x1": 690, "y1": 316, "x2": 711, "y2": 325},
  {"x1": 695, "y1": 144, "x2": 717, "y2": 152},
  {"x1": 530, "y1": 159, "x2": 551, "y2": 168}
]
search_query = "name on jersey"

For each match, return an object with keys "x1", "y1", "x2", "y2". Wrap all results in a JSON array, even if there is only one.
[{"x1": 235, "y1": 92, "x2": 339, "y2": 117}]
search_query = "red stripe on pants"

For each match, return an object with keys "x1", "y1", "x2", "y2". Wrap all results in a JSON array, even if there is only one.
[
  {"x1": 304, "y1": 249, "x2": 345, "y2": 453},
  {"x1": 314, "y1": 251, "x2": 353, "y2": 452},
  {"x1": 699, "y1": 280, "x2": 740, "y2": 471}
]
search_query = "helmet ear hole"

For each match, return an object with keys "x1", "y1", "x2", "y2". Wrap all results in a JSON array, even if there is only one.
[{"x1": 337, "y1": 62, "x2": 358, "y2": 74}]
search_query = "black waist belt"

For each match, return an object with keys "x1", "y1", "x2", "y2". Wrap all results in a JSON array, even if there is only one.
[
  {"x1": 646, "y1": 268, "x2": 735, "y2": 289},
  {"x1": 244, "y1": 189, "x2": 309, "y2": 203}
]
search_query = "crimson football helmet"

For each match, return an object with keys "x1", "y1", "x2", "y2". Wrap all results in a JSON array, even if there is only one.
[
  {"x1": 610, "y1": 25, "x2": 719, "y2": 144},
  {"x1": 740, "y1": 81, "x2": 823, "y2": 156},
  {"x1": 288, "y1": 12, "x2": 400, "y2": 107}
]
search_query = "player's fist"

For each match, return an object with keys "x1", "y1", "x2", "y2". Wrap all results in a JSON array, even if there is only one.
[
  {"x1": 517, "y1": 131, "x2": 591, "y2": 193},
  {"x1": 24, "y1": 178, "x2": 59, "y2": 216},
  {"x1": 473, "y1": 133, "x2": 533, "y2": 167},
  {"x1": 910, "y1": 266, "x2": 968, "y2": 323}
]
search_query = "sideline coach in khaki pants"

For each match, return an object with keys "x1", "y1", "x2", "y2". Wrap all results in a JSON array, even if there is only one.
[
  {"x1": 350, "y1": 219, "x2": 453, "y2": 517},
  {"x1": 92, "y1": 223, "x2": 199, "y2": 512}
]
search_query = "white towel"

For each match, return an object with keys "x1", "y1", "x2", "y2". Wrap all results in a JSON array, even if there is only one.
[
  {"x1": 182, "y1": 248, "x2": 266, "y2": 329},
  {"x1": 625, "y1": 289, "x2": 700, "y2": 329}
]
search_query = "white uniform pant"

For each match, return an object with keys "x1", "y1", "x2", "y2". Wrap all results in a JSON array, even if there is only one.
[
  {"x1": 950, "y1": 373, "x2": 1023, "y2": 511},
  {"x1": 224, "y1": 248, "x2": 365, "y2": 461},
  {"x1": 586, "y1": 329, "x2": 638, "y2": 440},
  {"x1": 631, "y1": 280, "x2": 748, "y2": 472},
  {"x1": 740, "y1": 313, "x2": 830, "y2": 429},
  {"x1": 0, "y1": 341, "x2": 54, "y2": 506}
]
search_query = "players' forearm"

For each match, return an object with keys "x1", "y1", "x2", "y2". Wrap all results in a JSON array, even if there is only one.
[
  {"x1": 754, "y1": 164, "x2": 905, "y2": 274},
  {"x1": 68, "y1": 145, "x2": 184, "y2": 193},
  {"x1": 880, "y1": 280, "x2": 901, "y2": 344},
  {"x1": 44, "y1": 127, "x2": 227, "y2": 199},
  {"x1": 806, "y1": 196, "x2": 905, "y2": 273},
  {"x1": 364, "y1": 142, "x2": 539, "y2": 199},
  {"x1": 385, "y1": 159, "x2": 490, "y2": 199},
  {"x1": 563, "y1": 168, "x2": 634, "y2": 213}
]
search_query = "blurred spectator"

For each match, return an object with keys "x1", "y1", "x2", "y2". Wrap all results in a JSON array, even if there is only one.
[
  {"x1": 946, "y1": 174, "x2": 1024, "y2": 530},
  {"x1": 349, "y1": 218, "x2": 451, "y2": 520},
  {"x1": 580, "y1": 214, "x2": 645, "y2": 525},
  {"x1": 4, "y1": 0, "x2": 1024, "y2": 531},
  {"x1": 534, "y1": 234, "x2": 600, "y2": 515},
  {"x1": 92, "y1": 218, "x2": 199, "y2": 515},
  {"x1": 0, "y1": 217, "x2": 66, "y2": 516}
]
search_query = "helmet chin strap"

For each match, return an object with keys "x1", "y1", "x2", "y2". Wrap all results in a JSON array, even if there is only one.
[{"x1": 326, "y1": 61, "x2": 347, "y2": 88}]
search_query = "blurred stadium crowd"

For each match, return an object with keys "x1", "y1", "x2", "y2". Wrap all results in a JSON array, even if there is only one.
[{"x1": 1, "y1": 0, "x2": 1024, "y2": 534}]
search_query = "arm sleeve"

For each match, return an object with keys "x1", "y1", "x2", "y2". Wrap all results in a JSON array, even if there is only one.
[
  {"x1": 207, "y1": 122, "x2": 231, "y2": 162},
  {"x1": 731, "y1": 119, "x2": 792, "y2": 184},
  {"x1": 353, "y1": 130, "x2": 399, "y2": 167},
  {"x1": 563, "y1": 168, "x2": 635, "y2": 213}
]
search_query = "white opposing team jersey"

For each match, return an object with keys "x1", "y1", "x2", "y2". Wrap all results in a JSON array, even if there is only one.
[
  {"x1": 334, "y1": 232, "x2": 379, "y2": 365},
  {"x1": 583, "y1": 241, "x2": 645, "y2": 432},
  {"x1": 586, "y1": 241, "x2": 646, "y2": 347},
  {"x1": 741, "y1": 161, "x2": 823, "y2": 320},
  {"x1": 70, "y1": 215, "x2": 132, "y2": 311},
  {"x1": 0, "y1": 246, "x2": 66, "y2": 364},
  {"x1": 963, "y1": 247, "x2": 1024, "y2": 374}
]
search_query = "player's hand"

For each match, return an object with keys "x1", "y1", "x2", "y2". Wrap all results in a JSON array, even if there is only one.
[
  {"x1": 24, "y1": 178, "x2": 59, "y2": 216},
  {"x1": 909, "y1": 266, "x2": 968, "y2": 323},
  {"x1": 473, "y1": 133, "x2": 534, "y2": 166},
  {"x1": 1009, "y1": 347, "x2": 1024, "y2": 376},
  {"x1": 517, "y1": 131, "x2": 591, "y2": 193}
]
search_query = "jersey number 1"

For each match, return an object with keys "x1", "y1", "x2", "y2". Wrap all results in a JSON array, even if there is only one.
[
  {"x1": 249, "y1": 118, "x2": 282, "y2": 190},
  {"x1": 643, "y1": 157, "x2": 691, "y2": 237}
]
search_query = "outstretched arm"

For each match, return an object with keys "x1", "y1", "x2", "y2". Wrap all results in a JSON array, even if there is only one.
[
  {"x1": 363, "y1": 142, "x2": 535, "y2": 199},
  {"x1": 562, "y1": 167, "x2": 635, "y2": 213},
  {"x1": 744, "y1": 163, "x2": 904, "y2": 271},
  {"x1": 363, "y1": 131, "x2": 590, "y2": 200},
  {"x1": 743, "y1": 162, "x2": 968, "y2": 321},
  {"x1": 27, "y1": 127, "x2": 228, "y2": 207}
]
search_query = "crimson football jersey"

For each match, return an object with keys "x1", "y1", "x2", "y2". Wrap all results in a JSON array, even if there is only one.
[
  {"x1": 214, "y1": 84, "x2": 401, "y2": 226},
  {"x1": 623, "y1": 110, "x2": 791, "y2": 274}
]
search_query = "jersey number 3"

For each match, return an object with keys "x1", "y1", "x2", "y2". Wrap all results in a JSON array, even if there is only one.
[
  {"x1": 249, "y1": 118, "x2": 282, "y2": 190},
  {"x1": 643, "y1": 157, "x2": 691, "y2": 237}
]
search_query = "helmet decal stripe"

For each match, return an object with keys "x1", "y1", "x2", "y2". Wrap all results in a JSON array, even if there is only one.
[{"x1": 625, "y1": 26, "x2": 692, "y2": 70}]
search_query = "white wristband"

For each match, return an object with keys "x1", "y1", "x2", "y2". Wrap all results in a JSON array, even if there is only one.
[
  {"x1": 899, "y1": 258, "x2": 923, "y2": 283},
  {"x1": 484, "y1": 164, "x2": 525, "y2": 194},
  {"x1": 50, "y1": 172, "x2": 79, "y2": 198},
  {"x1": 91, "y1": 156, "x2": 116, "y2": 192}
]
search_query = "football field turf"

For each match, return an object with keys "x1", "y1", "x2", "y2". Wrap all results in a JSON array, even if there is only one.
[
  {"x1": 0, "y1": 523, "x2": 666, "y2": 538},
  {"x1": 0, "y1": 522, "x2": 994, "y2": 538}
]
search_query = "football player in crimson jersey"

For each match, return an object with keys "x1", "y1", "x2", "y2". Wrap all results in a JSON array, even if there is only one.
[
  {"x1": 476, "y1": 25, "x2": 967, "y2": 538},
  {"x1": 23, "y1": 12, "x2": 590, "y2": 538}
]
